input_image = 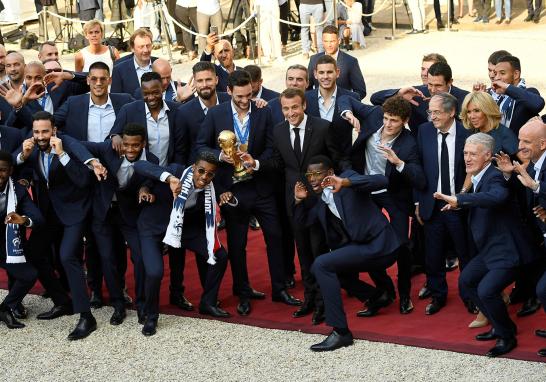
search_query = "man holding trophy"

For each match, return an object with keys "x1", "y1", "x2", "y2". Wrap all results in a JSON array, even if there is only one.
[{"x1": 196, "y1": 70, "x2": 301, "y2": 316}]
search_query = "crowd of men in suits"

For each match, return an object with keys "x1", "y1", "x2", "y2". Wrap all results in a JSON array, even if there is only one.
[{"x1": 1, "y1": 24, "x2": 546, "y2": 358}]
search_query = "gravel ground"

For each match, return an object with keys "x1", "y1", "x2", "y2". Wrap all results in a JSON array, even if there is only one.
[{"x1": 0, "y1": 292, "x2": 545, "y2": 381}]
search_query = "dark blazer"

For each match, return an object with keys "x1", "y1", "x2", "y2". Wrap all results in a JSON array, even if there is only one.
[
  {"x1": 457, "y1": 165, "x2": 524, "y2": 268},
  {"x1": 15, "y1": 134, "x2": 92, "y2": 226},
  {"x1": 0, "y1": 125, "x2": 24, "y2": 154},
  {"x1": 259, "y1": 86, "x2": 280, "y2": 102},
  {"x1": 177, "y1": 92, "x2": 231, "y2": 165},
  {"x1": 305, "y1": 87, "x2": 360, "y2": 169},
  {"x1": 199, "y1": 51, "x2": 241, "y2": 92},
  {"x1": 502, "y1": 85, "x2": 545, "y2": 135},
  {"x1": 307, "y1": 51, "x2": 367, "y2": 100},
  {"x1": 342, "y1": 97, "x2": 426, "y2": 214},
  {"x1": 109, "y1": 100, "x2": 186, "y2": 165},
  {"x1": 262, "y1": 115, "x2": 338, "y2": 214},
  {"x1": 415, "y1": 120, "x2": 470, "y2": 221},
  {"x1": 51, "y1": 93, "x2": 134, "y2": 141},
  {"x1": 195, "y1": 100, "x2": 274, "y2": 196},
  {"x1": 370, "y1": 84, "x2": 469, "y2": 135},
  {"x1": 0, "y1": 98, "x2": 13, "y2": 126},
  {"x1": 110, "y1": 56, "x2": 158, "y2": 95},
  {"x1": 294, "y1": 170, "x2": 398, "y2": 247},
  {"x1": 268, "y1": 98, "x2": 284, "y2": 126}
]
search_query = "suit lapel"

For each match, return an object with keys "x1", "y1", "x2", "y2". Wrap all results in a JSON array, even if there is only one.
[
  {"x1": 280, "y1": 121, "x2": 298, "y2": 165},
  {"x1": 246, "y1": 104, "x2": 256, "y2": 152},
  {"x1": 301, "y1": 118, "x2": 313, "y2": 165},
  {"x1": 430, "y1": 126, "x2": 439, "y2": 183},
  {"x1": 454, "y1": 123, "x2": 465, "y2": 177},
  {"x1": 333, "y1": 192, "x2": 346, "y2": 223},
  {"x1": 79, "y1": 95, "x2": 90, "y2": 137}
]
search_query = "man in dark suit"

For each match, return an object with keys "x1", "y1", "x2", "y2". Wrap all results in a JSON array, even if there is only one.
[
  {"x1": 110, "y1": 72, "x2": 187, "y2": 167},
  {"x1": 196, "y1": 70, "x2": 301, "y2": 315},
  {"x1": 244, "y1": 65, "x2": 280, "y2": 102},
  {"x1": 269, "y1": 64, "x2": 310, "y2": 126},
  {"x1": 436, "y1": 133, "x2": 523, "y2": 357},
  {"x1": 69, "y1": 123, "x2": 159, "y2": 326},
  {"x1": 15, "y1": 111, "x2": 99, "y2": 340},
  {"x1": 293, "y1": 156, "x2": 400, "y2": 351},
  {"x1": 134, "y1": 151, "x2": 234, "y2": 336},
  {"x1": 415, "y1": 93, "x2": 470, "y2": 315},
  {"x1": 200, "y1": 33, "x2": 242, "y2": 92},
  {"x1": 340, "y1": 95, "x2": 426, "y2": 315},
  {"x1": 0, "y1": 125, "x2": 23, "y2": 154},
  {"x1": 491, "y1": 55, "x2": 545, "y2": 136},
  {"x1": 307, "y1": 25, "x2": 366, "y2": 100},
  {"x1": 111, "y1": 28, "x2": 156, "y2": 95},
  {"x1": 261, "y1": 88, "x2": 338, "y2": 324},
  {"x1": 370, "y1": 62, "x2": 469, "y2": 136},
  {"x1": 304, "y1": 55, "x2": 360, "y2": 170},
  {"x1": 0, "y1": 150, "x2": 44, "y2": 329}
]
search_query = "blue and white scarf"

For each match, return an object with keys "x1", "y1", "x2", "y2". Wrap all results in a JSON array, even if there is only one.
[
  {"x1": 496, "y1": 78, "x2": 526, "y2": 129},
  {"x1": 6, "y1": 178, "x2": 25, "y2": 264},
  {"x1": 163, "y1": 166, "x2": 221, "y2": 265}
]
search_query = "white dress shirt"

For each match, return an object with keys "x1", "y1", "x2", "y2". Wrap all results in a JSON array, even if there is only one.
[
  {"x1": 145, "y1": 102, "x2": 170, "y2": 166},
  {"x1": 436, "y1": 120, "x2": 457, "y2": 196},
  {"x1": 470, "y1": 163, "x2": 491, "y2": 191},
  {"x1": 87, "y1": 95, "x2": 115, "y2": 142},
  {"x1": 318, "y1": 87, "x2": 338, "y2": 122},
  {"x1": 199, "y1": 96, "x2": 220, "y2": 115},
  {"x1": 134, "y1": 57, "x2": 153, "y2": 85},
  {"x1": 322, "y1": 187, "x2": 341, "y2": 218}
]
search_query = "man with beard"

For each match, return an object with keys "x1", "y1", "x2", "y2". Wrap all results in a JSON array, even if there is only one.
[
  {"x1": 15, "y1": 111, "x2": 104, "y2": 340},
  {"x1": 200, "y1": 33, "x2": 241, "y2": 92}
]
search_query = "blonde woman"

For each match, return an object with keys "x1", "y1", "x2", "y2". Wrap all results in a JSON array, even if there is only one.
[{"x1": 75, "y1": 20, "x2": 120, "y2": 73}]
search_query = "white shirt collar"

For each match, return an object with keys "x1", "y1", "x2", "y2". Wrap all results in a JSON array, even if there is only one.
[
  {"x1": 318, "y1": 86, "x2": 338, "y2": 101},
  {"x1": 231, "y1": 101, "x2": 252, "y2": 117},
  {"x1": 199, "y1": 95, "x2": 220, "y2": 112},
  {"x1": 89, "y1": 95, "x2": 113, "y2": 108},
  {"x1": 437, "y1": 119, "x2": 457, "y2": 136},
  {"x1": 133, "y1": 57, "x2": 152, "y2": 71},
  {"x1": 256, "y1": 86, "x2": 263, "y2": 100},
  {"x1": 123, "y1": 149, "x2": 147, "y2": 163},
  {"x1": 534, "y1": 150, "x2": 546, "y2": 172},
  {"x1": 471, "y1": 163, "x2": 491, "y2": 189},
  {"x1": 330, "y1": 50, "x2": 339, "y2": 61},
  {"x1": 145, "y1": 101, "x2": 170, "y2": 118}
]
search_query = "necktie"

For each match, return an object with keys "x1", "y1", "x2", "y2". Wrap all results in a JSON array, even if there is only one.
[
  {"x1": 440, "y1": 132, "x2": 451, "y2": 195},
  {"x1": 293, "y1": 127, "x2": 302, "y2": 163}
]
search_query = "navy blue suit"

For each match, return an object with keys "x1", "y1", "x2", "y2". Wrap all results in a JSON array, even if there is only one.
[
  {"x1": 178, "y1": 92, "x2": 231, "y2": 165},
  {"x1": 294, "y1": 171, "x2": 400, "y2": 329},
  {"x1": 0, "y1": 125, "x2": 23, "y2": 154},
  {"x1": 54, "y1": 93, "x2": 134, "y2": 141},
  {"x1": 16, "y1": 134, "x2": 93, "y2": 313},
  {"x1": 199, "y1": 51, "x2": 241, "y2": 92},
  {"x1": 0, "y1": 98, "x2": 13, "y2": 126},
  {"x1": 268, "y1": 98, "x2": 284, "y2": 126},
  {"x1": 195, "y1": 100, "x2": 287, "y2": 298},
  {"x1": 259, "y1": 86, "x2": 280, "y2": 102},
  {"x1": 307, "y1": 51, "x2": 367, "y2": 100},
  {"x1": 500, "y1": 85, "x2": 545, "y2": 135},
  {"x1": 110, "y1": 56, "x2": 158, "y2": 95},
  {"x1": 135, "y1": 161, "x2": 229, "y2": 314},
  {"x1": 305, "y1": 88, "x2": 360, "y2": 170},
  {"x1": 109, "y1": 100, "x2": 187, "y2": 165},
  {"x1": 370, "y1": 85, "x2": 469, "y2": 136},
  {"x1": 416, "y1": 120, "x2": 470, "y2": 301},
  {"x1": 458, "y1": 165, "x2": 524, "y2": 339}
]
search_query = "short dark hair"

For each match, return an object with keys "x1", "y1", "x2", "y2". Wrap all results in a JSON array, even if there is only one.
[
  {"x1": 422, "y1": 53, "x2": 447, "y2": 64},
  {"x1": 227, "y1": 70, "x2": 252, "y2": 90},
  {"x1": 497, "y1": 55, "x2": 521, "y2": 72},
  {"x1": 308, "y1": 155, "x2": 333, "y2": 170},
  {"x1": 0, "y1": 150, "x2": 13, "y2": 167},
  {"x1": 244, "y1": 65, "x2": 262, "y2": 82},
  {"x1": 315, "y1": 55, "x2": 337, "y2": 70},
  {"x1": 39, "y1": 41, "x2": 57, "y2": 53},
  {"x1": 32, "y1": 111, "x2": 55, "y2": 127},
  {"x1": 323, "y1": 25, "x2": 339, "y2": 35},
  {"x1": 279, "y1": 88, "x2": 305, "y2": 104},
  {"x1": 488, "y1": 50, "x2": 512, "y2": 65},
  {"x1": 192, "y1": 61, "x2": 216, "y2": 75},
  {"x1": 383, "y1": 96, "x2": 412, "y2": 121},
  {"x1": 88, "y1": 61, "x2": 110, "y2": 74},
  {"x1": 141, "y1": 71, "x2": 162, "y2": 84},
  {"x1": 196, "y1": 150, "x2": 219, "y2": 166},
  {"x1": 427, "y1": 62, "x2": 452, "y2": 83},
  {"x1": 122, "y1": 123, "x2": 147, "y2": 140}
]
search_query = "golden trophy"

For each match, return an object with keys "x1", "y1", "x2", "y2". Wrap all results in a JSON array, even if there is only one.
[{"x1": 218, "y1": 130, "x2": 252, "y2": 182}]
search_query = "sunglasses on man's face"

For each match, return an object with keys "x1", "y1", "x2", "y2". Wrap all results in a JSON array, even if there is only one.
[
  {"x1": 196, "y1": 167, "x2": 215, "y2": 179},
  {"x1": 45, "y1": 68, "x2": 63, "y2": 74}
]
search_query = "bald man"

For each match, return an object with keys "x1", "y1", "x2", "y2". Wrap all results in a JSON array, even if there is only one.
[{"x1": 200, "y1": 33, "x2": 242, "y2": 92}]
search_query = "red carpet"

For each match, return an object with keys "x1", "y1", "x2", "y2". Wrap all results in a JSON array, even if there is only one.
[{"x1": 3, "y1": 229, "x2": 545, "y2": 362}]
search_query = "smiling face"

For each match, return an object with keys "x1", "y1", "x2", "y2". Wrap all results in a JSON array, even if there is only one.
[
  {"x1": 428, "y1": 97, "x2": 455, "y2": 132},
  {"x1": 32, "y1": 119, "x2": 56, "y2": 151},
  {"x1": 194, "y1": 69, "x2": 218, "y2": 100},
  {"x1": 305, "y1": 163, "x2": 334, "y2": 194},
  {"x1": 285, "y1": 68, "x2": 308, "y2": 91},
  {"x1": 141, "y1": 80, "x2": 163, "y2": 111},
  {"x1": 464, "y1": 142, "x2": 491, "y2": 175},
  {"x1": 228, "y1": 84, "x2": 253, "y2": 112},
  {"x1": 87, "y1": 67, "x2": 111, "y2": 98},
  {"x1": 122, "y1": 135, "x2": 146, "y2": 162},
  {"x1": 427, "y1": 74, "x2": 451, "y2": 96},
  {"x1": 24, "y1": 64, "x2": 45, "y2": 88},
  {"x1": 280, "y1": 95, "x2": 306, "y2": 127},
  {"x1": 5, "y1": 54, "x2": 25, "y2": 83},
  {"x1": 314, "y1": 63, "x2": 339, "y2": 91},
  {"x1": 518, "y1": 123, "x2": 546, "y2": 163},
  {"x1": 38, "y1": 44, "x2": 59, "y2": 63},
  {"x1": 466, "y1": 102, "x2": 487, "y2": 131},
  {"x1": 192, "y1": 160, "x2": 217, "y2": 189},
  {"x1": 382, "y1": 112, "x2": 406, "y2": 138},
  {"x1": 214, "y1": 40, "x2": 234, "y2": 69}
]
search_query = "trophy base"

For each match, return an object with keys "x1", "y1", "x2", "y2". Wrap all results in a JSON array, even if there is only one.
[{"x1": 232, "y1": 170, "x2": 253, "y2": 184}]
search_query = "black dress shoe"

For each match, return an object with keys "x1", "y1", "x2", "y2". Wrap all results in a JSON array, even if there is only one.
[
  {"x1": 285, "y1": 277, "x2": 296, "y2": 289},
  {"x1": 538, "y1": 348, "x2": 546, "y2": 357},
  {"x1": 142, "y1": 318, "x2": 157, "y2": 336},
  {"x1": 445, "y1": 258, "x2": 459, "y2": 272},
  {"x1": 310, "y1": 330, "x2": 354, "y2": 352},
  {"x1": 437, "y1": 21, "x2": 445, "y2": 30},
  {"x1": 535, "y1": 329, "x2": 546, "y2": 338},
  {"x1": 0, "y1": 307, "x2": 25, "y2": 329},
  {"x1": 249, "y1": 216, "x2": 261, "y2": 230},
  {"x1": 464, "y1": 299, "x2": 479, "y2": 314},
  {"x1": 37, "y1": 304, "x2": 73, "y2": 320},
  {"x1": 272, "y1": 290, "x2": 302, "y2": 306},
  {"x1": 534, "y1": 16, "x2": 541, "y2": 23},
  {"x1": 110, "y1": 307, "x2": 127, "y2": 326},
  {"x1": 516, "y1": 297, "x2": 541, "y2": 317},
  {"x1": 293, "y1": 304, "x2": 314, "y2": 318},
  {"x1": 418, "y1": 284, "x2": 431, "y2": 299},
  {"x1": 248, "y1": 289, "x2": 266, "y2": 300},
  {"x1": 89, "y1": 292, "x2": 103, "y2": 309},
  {"x1": 67, "y1": 315, "x2": 97, "y2": 340},
  {"x1": 169, "y1": 295, "x2": 194, "y2": 311},
  {"x1": 199, "y1": 304, "x2": 231, "y2": 318},
  {"x1": 524, "y1": 14, "x2": 534, "y2": 22},
  {"x1": 399, "y1": 296, "x2": 414, "y2": 314},
  {"x1": 12, "y1": 302, "x2": 28, "y2": 319},
  {"x1": 357, "y1": 291, "x2": 394, "y2": 317},
  {"x1": 217, "y1": 218, "x2": 226, "y2": 230},
  {"x1": 425, "y1": 298, "x2": 446, "y2": 315},
  {"x1": 237, "y1": 299, "x2": 251, "y2": 316},
  {"x1": 312, "y1": 308, "x2": 325, "y2": 325},
  {"x1": 476, "y1": 328, "x2": 497, "y2": 341},
  {"x1": 137, "y1": 309, "x2": 146, "y2": 325},
  {"x1": 486, "y1": 337, "x2": 517, "y2": 357}
]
